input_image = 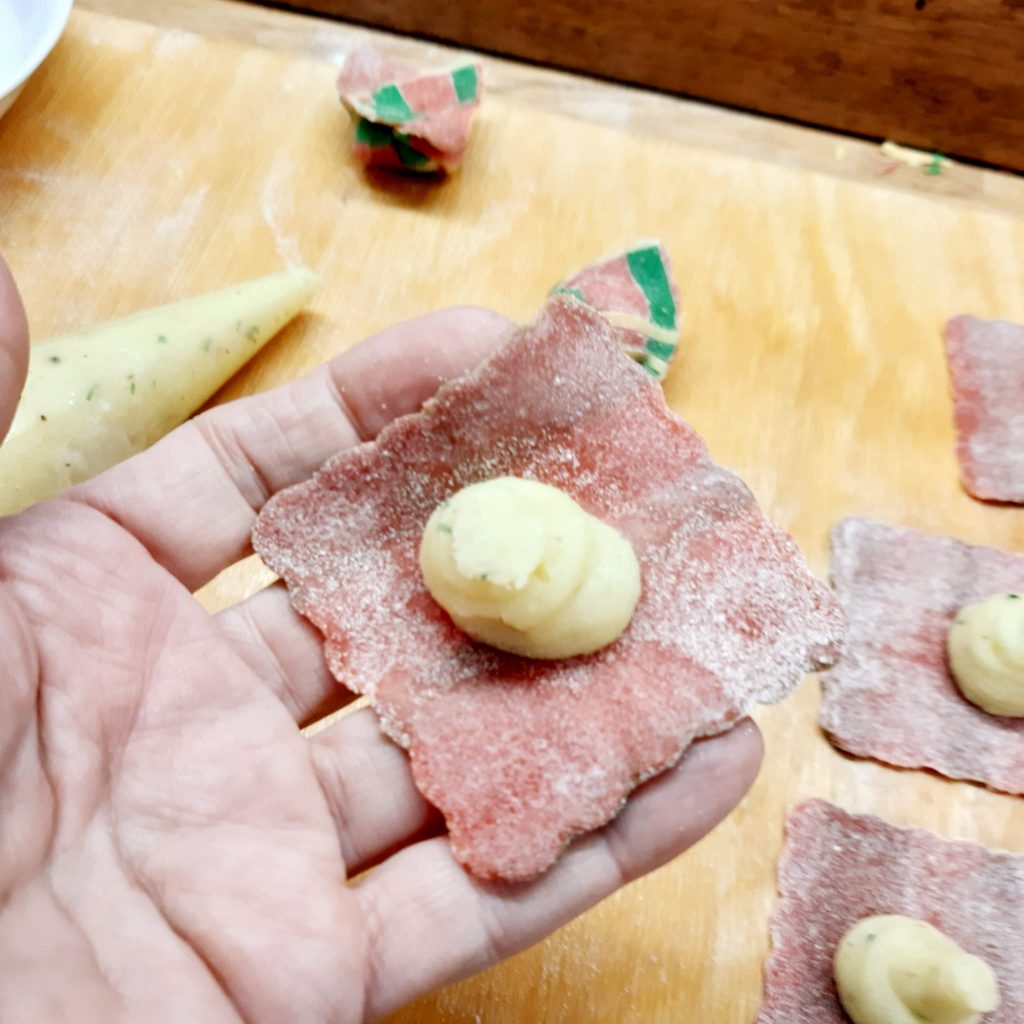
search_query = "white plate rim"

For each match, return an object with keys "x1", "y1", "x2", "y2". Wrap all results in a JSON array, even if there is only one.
[{"x1": 0, "y1": 0, "x2": 75, "y2": 101}]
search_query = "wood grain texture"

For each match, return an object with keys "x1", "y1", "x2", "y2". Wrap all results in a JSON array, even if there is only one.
[
  {"x1": 79, "y1": 0, "x2": 1024, "y2": 217},
  {"x1": 267, "y1": 0, "x2": 1024, "y2": 171},
  {"x1": 2, "y1": 10, "x2": 1023, "y2": 1023}
]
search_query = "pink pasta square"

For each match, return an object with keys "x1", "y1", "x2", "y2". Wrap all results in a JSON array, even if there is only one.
[
  {"x1": 945, "y1": 315, "x2": 1024, "y2": 504},
  {"x1": 759, "y1": 801, "x2": 1024, "y2": 1024},
  {"x1": 821, "y1": 517, "x2": 1024, "y2": 794},
  {"x1": 254, "y1": 298, "x2": 843, "y2": 880}
]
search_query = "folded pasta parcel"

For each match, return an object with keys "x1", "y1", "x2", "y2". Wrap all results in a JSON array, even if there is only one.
[
  {"x1": 336, "y1": 46, "x2": 483, "y2": 173},
  {"x1": 253, "y1": 297, "x2": 844, "y2": 881},
  {"x1": 552, "y1": 241, "x2": 682, "y2": 380}
]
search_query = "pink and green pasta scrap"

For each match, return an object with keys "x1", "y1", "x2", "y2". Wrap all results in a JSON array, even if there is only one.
[
  {"x1": 337, "y1": 47, "x2": 483, "y2": 173},
  {"x1": 552, "y1": 242, "x2": 682, "y2": 380}
]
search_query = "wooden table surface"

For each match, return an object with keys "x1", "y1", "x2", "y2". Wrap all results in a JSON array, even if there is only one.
[
  {"x1": 276, "y1": 0, "x2": 1024, "y2": 171},
  {"x1": 4, "y1": 3, "x2": 1024, "y2": 1021}
]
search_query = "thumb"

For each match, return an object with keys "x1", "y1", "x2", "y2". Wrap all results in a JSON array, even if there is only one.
[{"x1": 0, "y1": 254, "x2": 29, "y2": 444}]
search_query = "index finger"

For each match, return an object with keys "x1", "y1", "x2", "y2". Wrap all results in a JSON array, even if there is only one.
[
  {"x1": 0, "y1": 254, "x2": 29, "y2": 444},
  {"x1": 69, "y1": 307, "x2": 514, "y2": 591}
]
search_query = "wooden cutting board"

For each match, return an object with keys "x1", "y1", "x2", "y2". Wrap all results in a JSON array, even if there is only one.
[{"x1": 2, "y1": 10, "x2": 1023, "y2": 1022}]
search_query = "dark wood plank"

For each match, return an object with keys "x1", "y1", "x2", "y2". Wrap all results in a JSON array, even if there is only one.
[{"x1": 265, "y1": 0, "x2": 1024, "y2": 170}]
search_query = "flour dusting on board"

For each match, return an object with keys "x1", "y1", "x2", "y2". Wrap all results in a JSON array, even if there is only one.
[
  {"x1": 155, "y1": 185, "x2": 209, "y2": 245},
  {"x1": 261, "y1": 163, "x2": 305, "y2": 267},
  {"x1": 152, "y1": 28, "x2": 200, "y2": 60},
  {"x1": 85, "y1": 21, "x2": 147, "y2": 52}
]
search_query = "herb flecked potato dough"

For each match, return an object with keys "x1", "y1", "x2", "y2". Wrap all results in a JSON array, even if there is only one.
[
  {"x1": 947, "y1": 593, "x2": 1024, "y2": 717},
  {"x1": 419, "y1": 476, "x2": 642, "y2": 659},
  {"x1": 834, "y1": 916, "x2": 1000, "y2": 1024},
  {"x1": 0, "y1": 268, "x2": 317, "y2": 515}
]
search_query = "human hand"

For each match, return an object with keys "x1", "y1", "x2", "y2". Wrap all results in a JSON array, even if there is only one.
[{"x1": 0, "y1": 260, "x2": 762, "y2": 1023}]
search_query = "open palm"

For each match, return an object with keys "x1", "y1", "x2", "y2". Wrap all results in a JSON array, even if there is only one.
[{"x1": 0, "y1": 259, "x2": 761, "y2": 1024}]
